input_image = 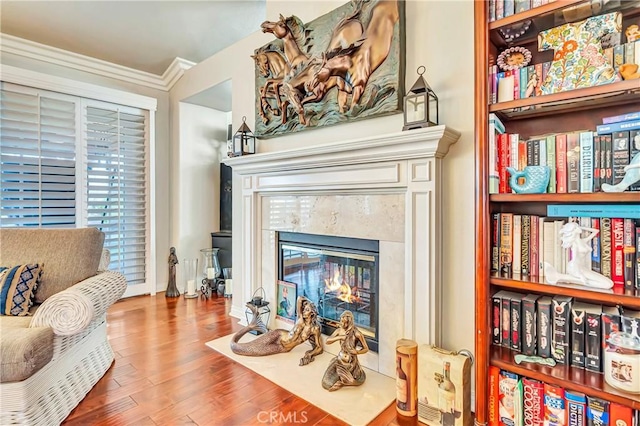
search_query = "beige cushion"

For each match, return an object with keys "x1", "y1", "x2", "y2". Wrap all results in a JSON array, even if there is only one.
[
  {"x1": 0, "y1": 316, "x2": 54, "y2": 383},
  {"x1": 0, "y1": 228, "x2": 105, "y2": 303}
]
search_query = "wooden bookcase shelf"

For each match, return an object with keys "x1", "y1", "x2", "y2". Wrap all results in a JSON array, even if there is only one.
[
  {"x1": 490, "y1": 274, "x2": 640, "y2": 308},
  {"x1": 475, "y1": 0, "x2": 640, "y2": 420},
  {"x1": 490, "y1": 346, "x2": 640, "y2": 409}
]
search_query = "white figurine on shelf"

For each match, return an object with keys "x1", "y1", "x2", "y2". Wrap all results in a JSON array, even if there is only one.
[
  {"x1": 544, "y1": 221, "x2": 614, "y2": 289},
  {"x1": 602, "y1": 150, "x2": 640, "y2": 192}
]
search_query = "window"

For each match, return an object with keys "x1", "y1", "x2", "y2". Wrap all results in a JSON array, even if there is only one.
[{"x1": 0, "y1": 83, "x2": 150, "y2": 291}]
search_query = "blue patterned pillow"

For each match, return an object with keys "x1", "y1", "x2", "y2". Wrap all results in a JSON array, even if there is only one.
[{"x1": 0, "y1": 264, "x2": 43, "y2": 316}]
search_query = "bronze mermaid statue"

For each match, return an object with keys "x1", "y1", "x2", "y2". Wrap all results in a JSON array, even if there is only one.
[{"x1": 230, "y1": 296, "x2": 324, "y2": 366}]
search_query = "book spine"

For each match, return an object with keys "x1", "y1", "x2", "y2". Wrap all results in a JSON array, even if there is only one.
[
  {"x1": 591, "y1": 218, "x2": 601, "y2": 274},
  {"x1": 513, "y1": 215, "x2": 522, "y2": 275},
  {"x1": 500, "y1": 213, "x2": 514, "y2": 275},
  {"x1": 602, "y1": 111, "x2": 640, "y2": 124},
  {"x1": 579, "y1": 131, "x2": 593, "y2": 193},
  {"x1": 636, "y1": 226, "x2": 640, "y2": 289},
  {"x1": 546, "y1": 204, "x2": 640, "y2": 219},
  {"x1": 602, "y1": 134, "x2": 613, "y2": 185},
  {"x1": 488, "y1": 366, "x2": 500, "y2": 426},
  {"x1": 609, "y1": 403, "x2": 633, "y2": 426},
  {"x1": 612, "y1": 132, "x2": 630, "y2": 186},
  {"x1": 567, "y1": 132, "x2": 580, "y2": 193},
  {"x1": 492, "y1": 213, "x2": 501, "y2": 272},
  {"x1": 601, "y1": 218, "x2": 612, "y2": 279},
  {"x1": 546, "y1": 134, "x2": 556, "y2": 193},
  {"x1": 489, "y1": 0, "x2": 496, "y2": 22},
  {"x1": 629, "y1": 129, "x2": 640, "y2": 191},
  {"x1": 537, "y1": 297, "x2": 552, "y2": 358},
  {"x1": 522, "y1": 297, "x2": 537, "y2": 355},
  {"x1": 514, "y1": 0, "x2": 530, "y2": 13},
  {"x1": 593, "y1": 135, "x2": 601, "y2": 192},
  {"x1": 613, "y1": 45, "x2": 624, "y2": 72},
  {"x1": 492, "y1": 294, "x2": 502, "y2": 345},
  {"x1": 522, "y1": 378, "x2": 544, "y2": 426},
  {"x1": 570, "y1": 304, "x2": 586, "y2": 368},
  {"x1": 552, "y1": 296, "x2": 572, "y2": 365},
  {"x1": 612, "y1": 218, "x2": 625, "y2": 287},
  {"x1": 585, "y1": 310, "x2": 602, "y2": 373},
  {"x1": 502, "y1": 296, "x2": 511, "y2": 348},
  {"x1": 511, "y1": 297, "x2": 522, "y2": 352},
  {"x1": 566, "y1": 391, "x2": 587, "y2": 426},
  {"x1": 544, "y1": 383, "x2": 566, "y2": 426},
  {"x1": 596, "y1": 119, "x2": 640, "y2": 135},
  {"x1": 498, "y1": 133, "x2": 510, "y2": 194},
  {"x1": 521, "y1": 215, "x2": 531, "y2": 276},
  {"x1": 556, "y1": 133, "x2": 567, "y2": 193},
  {"x1": 623, "y1": 219, "x2": 636, "y2": 289},
  {"x1": 530, "y1": 215, "x2": 539, "y2": 278},
  {"x1": 499, "y1": 371, "x2": 519, "y2": 426},
  {"x1": 587, "y1": 397, "x2": 609, "y2": 426}
]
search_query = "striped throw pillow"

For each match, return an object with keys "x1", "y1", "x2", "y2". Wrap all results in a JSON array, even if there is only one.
[{"x1": 0, "y1": 264, "x2": 43, "y2": 316}]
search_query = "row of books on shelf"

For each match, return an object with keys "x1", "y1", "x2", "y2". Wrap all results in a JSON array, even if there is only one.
[
  {"x1": 492, "y1": 291, "x2": 639, "y2": 372},
  {"x1": 488, "y1": 113, "x2": 640, "y2": 194},
  {"x1": 488, "y1": 366, "x2": 639, "y2": 426},
  {"x1": 488, "y1": 0, "x2": 556, "y2": 22},
  {"x1": 489, "y1": 41, "x2": 640, "y2": 104},
  {"x1": 492, "y1": 214, "x2": 640, "y2": 289}
]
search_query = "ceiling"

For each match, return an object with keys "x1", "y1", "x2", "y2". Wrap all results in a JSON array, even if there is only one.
[{"x1": 1, "y1": 1, "x2": 266, "y2": 110}]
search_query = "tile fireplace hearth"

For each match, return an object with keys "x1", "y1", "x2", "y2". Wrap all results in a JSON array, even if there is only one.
[{"x1": 223, "y1": 126, "x2": 460, "y2": 379}]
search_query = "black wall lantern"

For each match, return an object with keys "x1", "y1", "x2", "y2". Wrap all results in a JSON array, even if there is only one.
[
  {"x1": 403, "y1": 66, "x2": 439, "y2": 131},
  {"x1": 232, "y1": 116, "x2": 255, "y2": 156}
]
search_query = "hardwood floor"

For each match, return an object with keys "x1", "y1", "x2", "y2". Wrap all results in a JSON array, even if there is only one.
[{"x1": 63, "y1": 293, "x2": 420, "y2": 426}]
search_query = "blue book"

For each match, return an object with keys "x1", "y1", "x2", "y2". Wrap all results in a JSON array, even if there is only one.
[
  {"x1": 602, "y1": 111, "x2": 640, "y2": 124},
  {"x1": 596, "y1": 119, "x2": 640, "y2": 135},
  {"x1": 547, "y1": 204, "x2": 640, "y2": 219}
]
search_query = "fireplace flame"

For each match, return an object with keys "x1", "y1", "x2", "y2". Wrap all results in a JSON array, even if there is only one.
[{"x1": 325, "y1": 267, "x2": 359, "y2": 303}]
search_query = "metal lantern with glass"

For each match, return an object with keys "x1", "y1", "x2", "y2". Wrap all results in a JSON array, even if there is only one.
[
  {"x1": 232, "y1": 116, "x2": 255, "y2": 156},
  {"x1": 403, "y1": 66, "x2": 438, "y2": 131},
  {"x1": 200, "y1": 248, "x2": 222, "y2": 298},
  {"x1": 245, "y1": 288, "x2": 270, "y2": 335}
]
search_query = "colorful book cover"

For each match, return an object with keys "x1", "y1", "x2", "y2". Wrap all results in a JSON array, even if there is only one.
[
  {"x1": 586, "y1": 397, "x2": 609, "y2": 426},
  {"x1": 592, "y1": 135, "x2": 600, "y2": 192},
  {"x1": 530, "y1": 215, "x2": 539, "y2": 278},
  {"x1": 565, "y1": 391, "x2": 586, "y2": 426},
  {"x1": 566, "y1": 132, "x2": 580, "y2": 193},
  {"x1": 591, "y1": 218, "x2": 601, "y2": 274},
  {"x1": 543, "y1": 383, "x2": 565, "y2": 426},
  {"x1": 611, "y1": 132, "x2": 630, "y2": 187},
  {"x1": 601, "y1": 134, "x2": 613, "y2": 186},
  {"x1": 511, "y1": 296, "x2": 522, "y2": 352},
  {"x1": 636, "y1": 226, "x2": 640, "y2": 289},
  {"x1": 500, "y1": 213, "x2": 514, "y2": 276},
  {"x1": 609, "y1": 403, "x2": 632, "y2": 426},
  {"x1": 600, "y1": 217, "x2": 612, "y2": 279},
  {"x1": 493, "y1": 291, "x2": 504, "y2": 345},
  {"x1": 522, "y1": 377, "x2": 544, "y2": 426},
  {"x1": 492, "y1": 213, "x2": 501, "y2": 272},
  {"x1": 546, "y1": 134, "x2": 556, "y2": 193},
  {"x1": 498, "y1": 133, "x2": 510, "y2": 194},
  {"x1": 521, "y1": 215, "x2": 531, "y2": 276},
  {"x1": 499, "y1": 370, "x2": 519, "y2": 426}
]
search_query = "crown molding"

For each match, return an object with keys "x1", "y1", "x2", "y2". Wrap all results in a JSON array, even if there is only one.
[{"x1": 0, "y1": 33, "x2": 194, "y2": 91}]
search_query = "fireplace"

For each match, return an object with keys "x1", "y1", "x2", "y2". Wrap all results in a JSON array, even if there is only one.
[
  {"x1": 278, "y1": 232, "x2": 379, "y2": 352},
  {"x1": 223, "y1": 126, "x2": 460, "y2": 377}
]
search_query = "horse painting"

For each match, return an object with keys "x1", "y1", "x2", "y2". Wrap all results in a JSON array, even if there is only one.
[{"x1": 253, "y1": 0, "x2": 405, "y2": 138}]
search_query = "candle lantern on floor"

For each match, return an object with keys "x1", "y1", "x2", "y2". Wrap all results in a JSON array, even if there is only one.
[
  {"x1": 200, "y1": 248, "x2": 222, "y2": 298},
  {"x1": 245, "y1": 287, "x2": 270, "y2": 335}
]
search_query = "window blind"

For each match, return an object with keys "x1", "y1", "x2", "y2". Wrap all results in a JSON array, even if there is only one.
[
  {"x1": 0, "y1": 87, "x2": 77, "y2": 228},
  {"x1": 85, "y1": 105, "x2": 147, "y2": 285}
]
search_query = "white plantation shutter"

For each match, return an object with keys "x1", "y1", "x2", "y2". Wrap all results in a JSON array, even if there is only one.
[
  {"x1": 0, "y1": 85, "x2": 78, "y2": 228},
  {"x1": 85, "y1": 104, "x2": 147, "y2": 285}
]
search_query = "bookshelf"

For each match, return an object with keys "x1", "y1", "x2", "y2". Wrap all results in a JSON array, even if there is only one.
[{"x1": 475, "y1": 0, "x2": 640, "y2": 420}]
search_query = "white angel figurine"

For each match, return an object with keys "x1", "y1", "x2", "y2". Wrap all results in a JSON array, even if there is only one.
[{"x1": 544, "y1": 221, "x2": 613, "y2": 289}]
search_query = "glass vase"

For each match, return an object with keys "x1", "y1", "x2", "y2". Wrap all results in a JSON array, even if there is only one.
[{"x1": 183, "y1": 258, "x2": 199, "y2": 298}]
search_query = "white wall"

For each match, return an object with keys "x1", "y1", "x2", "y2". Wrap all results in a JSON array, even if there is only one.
[
  {"x1": 0, "y1": 51, "x2": 172, "y2": 293},
  {"x1": 176, "y1": 102, "x2": 227, "y2": 264},
  {"x1": 171, "y1": 0, "x2": 475, "y2": 358}
]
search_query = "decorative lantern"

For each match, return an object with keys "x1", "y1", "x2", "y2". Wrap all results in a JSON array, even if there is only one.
[
  {"x1": 245, "y1": 287, "x2": 271, "y2": 335},
  {"x1": 403, "y1": 66, "x2": 438, "y2": 131},
  {"x1": 232, "y1": 116, "x2": 255, "y2": 156}
]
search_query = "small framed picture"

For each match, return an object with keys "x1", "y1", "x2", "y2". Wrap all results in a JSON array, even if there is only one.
[{"x1": 276, "y1": 280, "x2": 297, "y2": 324}]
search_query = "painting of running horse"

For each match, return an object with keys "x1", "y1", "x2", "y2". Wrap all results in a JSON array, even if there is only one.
[{"x1": 253, "y1": 0, "x2": 405, "y2": 138}]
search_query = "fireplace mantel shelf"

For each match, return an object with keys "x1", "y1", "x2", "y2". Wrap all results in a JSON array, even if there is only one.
[{"x1": 223, "y1": 125, "x2": 460, "y2": 175}]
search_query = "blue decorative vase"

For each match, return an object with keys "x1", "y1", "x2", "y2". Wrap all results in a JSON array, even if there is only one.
[{"x1": 506, "y1": 166, "x2": 551, "y2": 194}]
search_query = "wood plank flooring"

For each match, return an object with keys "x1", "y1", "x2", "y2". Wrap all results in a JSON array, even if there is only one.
[{"x1": 63, "y1": 294, "x2": 421, "y2": 426}]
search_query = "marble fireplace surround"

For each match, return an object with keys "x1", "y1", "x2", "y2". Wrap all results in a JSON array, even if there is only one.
[{"x1": 224, "y1": 125, "x2": 460, "y2": 379}]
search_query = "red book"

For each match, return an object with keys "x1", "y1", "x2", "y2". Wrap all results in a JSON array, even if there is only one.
[
  {"x1": 609, "y1": 402, "x2": 633, "y2": 426},
  {"x1": 555, "y1": 133, "x2": 567, "y2": 193},
  {"x1": 543, "y1": 383, "x2": 565, "y2": 426},
  {"x1": 498, "y1": 133, "x2": 511, "y2": 194},
  {"x1": 488, "y1": 366, "x2": 500, "y2": 426},
  {"x1": 522, "y1": 378, "x2": 544, "y2": 426},
  {"x1": 623, "y1": 218, "x2": 636, "y2": 289},
  {"x1": 611, "y1": 218, "x2": 625, "y2": 287}
]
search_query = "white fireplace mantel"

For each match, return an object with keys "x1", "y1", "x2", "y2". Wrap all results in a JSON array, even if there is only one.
[{"x1": 223, "y1": 125, "x2": 461, "y2": 377}]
